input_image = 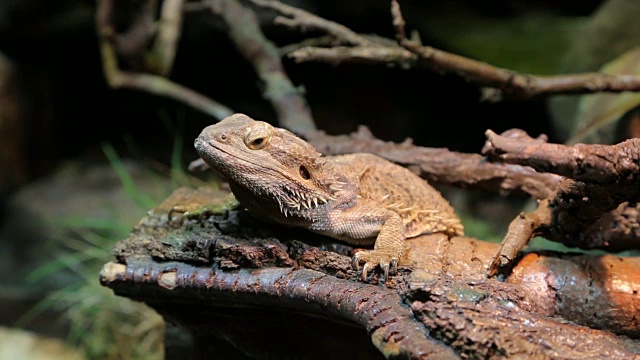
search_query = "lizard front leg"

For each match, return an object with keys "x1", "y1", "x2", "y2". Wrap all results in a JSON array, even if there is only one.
[{"x1": 312, "y1": 206, "x2": 405, "y2": 281}]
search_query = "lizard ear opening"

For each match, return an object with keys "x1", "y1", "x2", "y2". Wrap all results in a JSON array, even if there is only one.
[{"x1": 299, "y1": 165, "x2": 311, "y2": 180}]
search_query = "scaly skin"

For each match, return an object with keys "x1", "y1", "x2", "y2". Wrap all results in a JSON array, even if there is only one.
[{"x1": 195, "y1": 114, "x2": 463, "y2": 280}]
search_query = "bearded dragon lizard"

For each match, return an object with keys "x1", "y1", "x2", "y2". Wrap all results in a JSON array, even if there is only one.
[{"x1": 194, "y1": 114, "x2": 463, "y2": 281}]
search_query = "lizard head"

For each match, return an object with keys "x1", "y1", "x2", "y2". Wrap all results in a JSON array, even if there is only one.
[{"x1": 195, "y1": 113, "x2": 345, "y2": 214}]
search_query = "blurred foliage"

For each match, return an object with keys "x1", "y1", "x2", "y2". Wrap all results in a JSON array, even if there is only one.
[
  {"x1": 15, "y1": 123, "x2": 211, "y2": 359},
  {"x1": 530, "y1": 236, "x2": 640, "y2": 256},
  {"x1": 548, "y1": 0, "x2": 640, "y2": 139},
  {"x1": 419, "y1": 9, "x2": 585, "y2": 74},
  {"x1": 0, "y1": 326, "x2": 85, "y2": 360},
  {"x1": 459, "y1": 213, "x2": 503, "y2": 244},
  {"x1": 569, "y1": 47, "x2": 640, "y2": 144}
]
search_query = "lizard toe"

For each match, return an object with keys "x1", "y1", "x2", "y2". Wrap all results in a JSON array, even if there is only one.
[{"x1": 352, "y1": 250, "x2": 398, "y2": 282}]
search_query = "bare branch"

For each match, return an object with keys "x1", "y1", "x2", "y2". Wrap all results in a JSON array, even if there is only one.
[
  {"x1": 112, "y1": 0, "x2": 156, "y2": 59},
  {"x1": 391, "y1": 0, "x2": 640, "y2": 99},
  {"x1": 485, "y1": 129, "x2": 640, "y2": 275},
  {"x1": 101, "y1": 186, "x2": 640, "y2": 357},
  {"x1": 213, "y1": 0, "x2": 315, "y2": 132},
  {"x1": 289, "y1": 45, "x2": 417, "y2": 68},
  {"x1": 248, "y1": 0, "x2": 372, "y2": 47},
  {"x1": 307, "y1": 126, "x2": 562, "y2": 200},
  {"x1": 483, "y1": 129, "x2": 640, "y2": 184},
  {"x1": 96, "y1": 0, "x2": 233, "y2": 120},
  {"x1": 488, "y1": 199, "x2": 551, "y2": 276},
  {"x1": 150, "y1": 0, "x2": 185, "y2": 76},
  {"x1": 257, "y1": 0, "x2": 640, "y2": 99}
]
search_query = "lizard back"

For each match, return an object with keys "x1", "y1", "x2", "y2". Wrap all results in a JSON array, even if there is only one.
[{"x1": 330, "y1": 153, "x2": 463, "y2": 238}]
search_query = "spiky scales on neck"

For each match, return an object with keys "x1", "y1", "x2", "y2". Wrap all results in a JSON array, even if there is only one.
[{"x1": 194, "y1": 114, "x2": 353, "y2": 219}]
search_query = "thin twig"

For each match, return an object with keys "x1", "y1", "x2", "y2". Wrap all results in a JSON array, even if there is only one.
[
  {"x1": 390, "y1": 0, "x2": 640, "y2": 99},
  {"x1": 248, "y1": 0, "x2": 372, "y2": 47},
  {"x1": 488, "y1": 199, "x2": 550, "y2": 277},
  {"x1": 96, "y1": 0, "x2": 233, "y2": 120},
  {"x1": 259, "y1": 0, "x2": 640, "y2": 99},
  {"x1": 289, "y1": 46, "x2": 417, "y2": 68}
]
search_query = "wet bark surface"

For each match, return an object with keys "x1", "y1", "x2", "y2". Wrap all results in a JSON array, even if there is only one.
[{"x1": 101, "y1": 187, "x2": 640, "y2": 359}]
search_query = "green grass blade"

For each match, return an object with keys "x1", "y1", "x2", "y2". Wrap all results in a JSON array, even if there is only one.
[{"x1": 101, "y1": 143, "x2": 156, "y2": 209}]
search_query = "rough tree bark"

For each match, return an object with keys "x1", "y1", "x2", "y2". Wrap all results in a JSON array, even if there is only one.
[
  {"x1": 100, "y1": 183, "x2": 640, "y2": 359},
  {"x1": 483, "y1": 128, "x2": 640, "y2": 274}
]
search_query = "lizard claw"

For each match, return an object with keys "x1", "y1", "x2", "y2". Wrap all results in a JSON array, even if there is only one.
[
  {"x1": 351, "y1": 256, "x2": 361, "y2": 271},
  {"x1": 361, "y1": 262, "x2": 374, "y2": 281},
  {"x1": 390, "y1": 259, "x2": 398, "y2": 275},
  {"x1": 351, "y1": 250, "x2": 399, "y2": 282},
  {"x1": 381, "y1": 262, "x2": 389, "y2": 282}
]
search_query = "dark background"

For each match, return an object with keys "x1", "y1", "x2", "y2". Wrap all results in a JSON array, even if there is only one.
[{"x1": 0, "y1": 0, "x2": 609, "y2": 185}]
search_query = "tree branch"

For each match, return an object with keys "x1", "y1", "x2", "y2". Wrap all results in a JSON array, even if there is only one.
[
  {"x1": 149, "y1": 0, "x2": 185, "y2": 76},
  {"x1": 484, "y1": 129, "x2": 640, "y2": 274},
  {"x1": 264, "y1": 0, "x2": 640, "y2": 100},
  {"x1": 248, "y1": 0, "x2": 372, "y2": 47},
  {"x1": 483, "y1": 128, "x2": 640, "y2": 184},
  {"x1": 96, "y1": 0, "x2": 234, "y2": 120},
  {"x1": 212, "y1": 0, "x2": 315, "y2": 133},
  {"x1": 289, "y1": 45, "x2": 416, "y2": 68},
  {"x1": 307, "y1": 126, "x2": 561, "y2": 200},
  {"x1": 390, "y1": 0, "x2": 640, "y2": 99}
]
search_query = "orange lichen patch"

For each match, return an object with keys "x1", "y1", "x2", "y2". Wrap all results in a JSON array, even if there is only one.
[
  {"x1": 509, "y1": 253, "x2": 640, "y2": 337},
  {"x1": 508, "y1": 253, "x2": 559, "y2": 316},
  {"x1": 596, "y1": 256, "x2": 640, "y2": 332}
]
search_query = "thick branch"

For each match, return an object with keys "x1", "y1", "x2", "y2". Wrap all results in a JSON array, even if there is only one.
[
  {"x1": 102, "y1": 262, "x2": 458, "y2": 359},
  {"x1": 485, "y1": 129, "x2": 640, "y2": 274},
  {"x1": 581, "y1": 202, "x2": 640, "y2": 251},
  {"x1": 213, "y1": 0, "x2": 315, "y2": 133},
  {"x1": 484, "y1": 129, "x2": 640, "y2": 184},
  {"x1": 307, "y1": 126, "x2": 561, "y2": 199},
  {"x1": 96, "y1": 0, "x2": 233, "y2": 120}
]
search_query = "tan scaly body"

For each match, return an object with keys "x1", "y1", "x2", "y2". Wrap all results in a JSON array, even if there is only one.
[{"x1": 195, "y1": 114, "x2": 463, "y2": 280}]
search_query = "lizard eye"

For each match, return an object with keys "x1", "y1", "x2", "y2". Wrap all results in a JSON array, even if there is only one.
[
  {"x1": 299, "y1": 165, "x2": 311, "y2": 180},
  {"x1": 245, "y1": 126, "x2": 271, "y2": 150},
  {"x1": 247, "y1": 136, "x2": 268, "y2": 150}
]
